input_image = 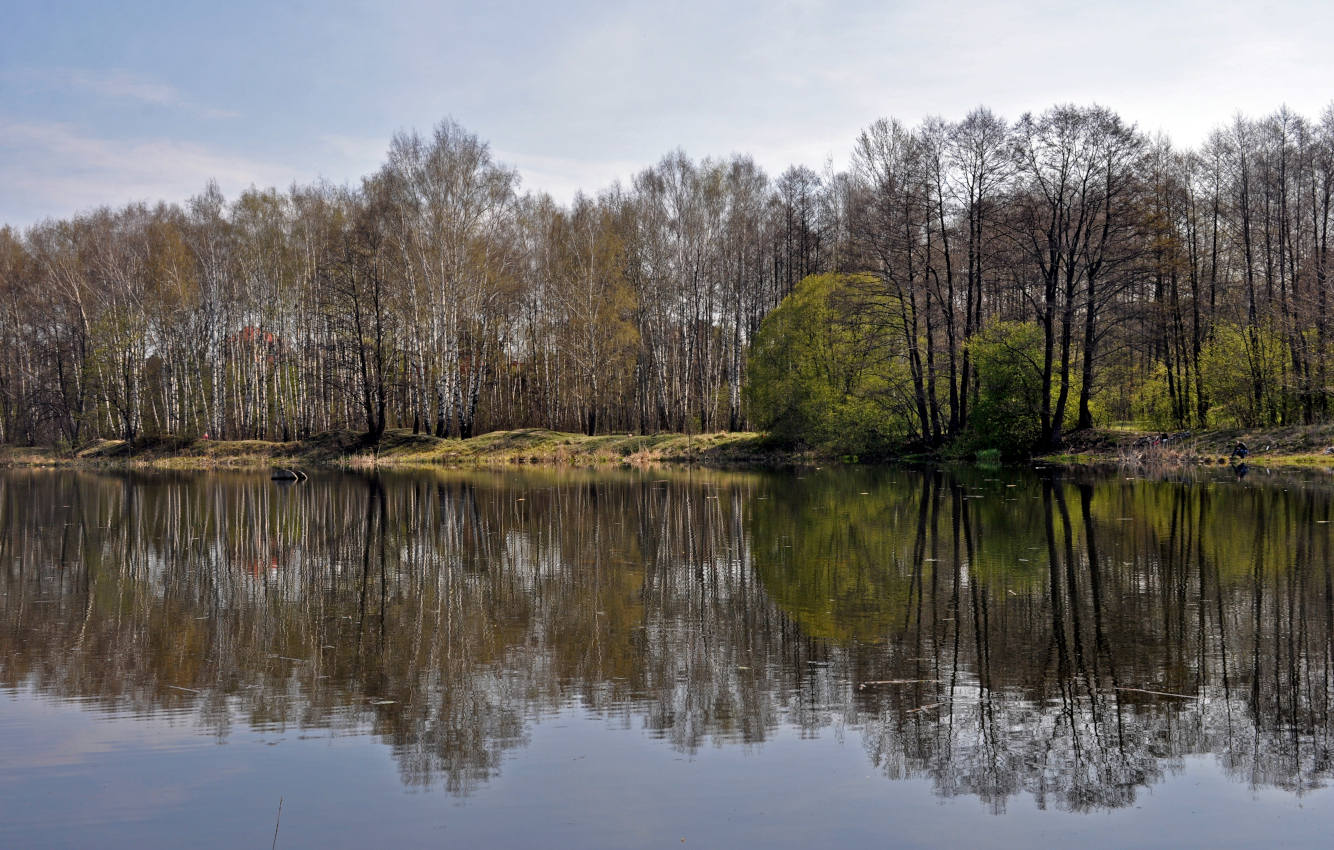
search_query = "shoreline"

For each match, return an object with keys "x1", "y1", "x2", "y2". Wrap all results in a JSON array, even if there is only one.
[
  {"x1": 1034, "y1": 424, "x2": 1334, "y2": 471},
  {"x1": 6, "y1": 424, "x2": 1334, "y2": 473},
  {"x1": 0, "y1": 428, "x2": 799, "y2": 471}
]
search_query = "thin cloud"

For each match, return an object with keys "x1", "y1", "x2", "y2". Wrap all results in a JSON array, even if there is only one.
[
  {"x1": 7, "y1": 67, "x2": 238, "y2": 119},
  {"x1": 0, "y1": 120, "x2": 299, "y2": 225},
  {"x1": 495, "y1": 150, "x2": 646, "y2": 203},
  {"x1": 5, "y1": 1, "x2": 1334, "y2": 225},
  {"x1": 65, "y1": 69, "x2": 178, "y2": 106},
  {"x1": 319, "y1": 134, "x2": 390, "y2": 175}
]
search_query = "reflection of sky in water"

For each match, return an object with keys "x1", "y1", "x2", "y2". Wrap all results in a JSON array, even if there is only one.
[
  {"x1": 5, "y1": 690, "x2": 1334, "y2": 850},
  {"x1": 6, "y1": 466, "x2": 1334, "y2": 847}
]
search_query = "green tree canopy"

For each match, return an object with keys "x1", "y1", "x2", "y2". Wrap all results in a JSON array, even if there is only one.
[{"x1": 745, "y1": 273, "x2": 909, "y2": 454}]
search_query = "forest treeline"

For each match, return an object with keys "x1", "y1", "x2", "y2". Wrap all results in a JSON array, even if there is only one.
[{"x1": 0, "y1": 103, "x2": 1331, "y2": 451}]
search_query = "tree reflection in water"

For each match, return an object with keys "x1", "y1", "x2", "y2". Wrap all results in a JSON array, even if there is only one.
[{"x1": 2, "y1": 466, "x2": 1332, "y2": 808}]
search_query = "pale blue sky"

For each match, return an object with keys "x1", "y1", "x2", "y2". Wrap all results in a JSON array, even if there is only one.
[{"x1": 3, "y1": 0, "x2": 1332, "y2": 226}]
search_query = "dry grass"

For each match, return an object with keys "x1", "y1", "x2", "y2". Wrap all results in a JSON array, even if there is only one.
[
  {"x1": 352, "y1": 428, "x2": 783, "y2": 468},
  {"x1": 13, "y1": 423, "x2": 1334, "y2": 473},
  {"x1": 0, "y1": 428, "x2": 787, "y2": 471}
]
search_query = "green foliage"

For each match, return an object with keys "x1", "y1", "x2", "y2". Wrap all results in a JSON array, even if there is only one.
[
  {"x1": 1088, "y1": 360, "x2": 1143, "y2": 426},
  {"x1": 745, "y1": 273, "x2": 906, "y2": 453},
  {"x1": 1200, "y1": 322, "x2": 1287, "y2": 427},
  {"x1": 965, "y1": 321, "x2": 1044, "y2": 457},
  {"x1": 1130, "y1": 363, "x2": 1177, "y2": 430}
]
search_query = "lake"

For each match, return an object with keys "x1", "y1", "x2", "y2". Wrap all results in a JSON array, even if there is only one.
[{"x1": 3, "y1": 464, "x2": 1334, "y2": 848}]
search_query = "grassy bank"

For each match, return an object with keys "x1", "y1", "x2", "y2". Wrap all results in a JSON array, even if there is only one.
[
  {"x1": 0, "y1": 428, "x2": 795, "y2": 471},
  {"x1": 8, "y1": 423, "x2": 1334, "y2": 472},
  {"x1": 1038, "y1": 424, "x2": 1334, "y2": 470}
]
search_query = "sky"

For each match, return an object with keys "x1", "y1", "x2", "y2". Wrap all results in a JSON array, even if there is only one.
[{"x1": 2, "y1": 0, "x2": 1333, "y2": 227}]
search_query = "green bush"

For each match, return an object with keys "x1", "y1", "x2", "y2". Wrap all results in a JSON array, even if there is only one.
[
  {"x1": 1200, "y1": 321, "x2": 1287, "y2": 426},
  {"x1": 964, "y1": 321, "x2": 1045, "y2": 458},
  {"x1": 745, "y1": 273, "x2": 907, "y2": 454},
  {"x1": 1130, "y1": 363, "x2": 1178, "y2": 429}
]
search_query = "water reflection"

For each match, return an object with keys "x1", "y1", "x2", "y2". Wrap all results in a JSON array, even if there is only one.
[{"x1": 2, "y1": 466, "x2": 1333, "y2": 810}]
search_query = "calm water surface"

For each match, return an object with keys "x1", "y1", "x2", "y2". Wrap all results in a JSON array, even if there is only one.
[{"x1": 4, "y1": 465, "x2": 1334, "y2": 848}]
